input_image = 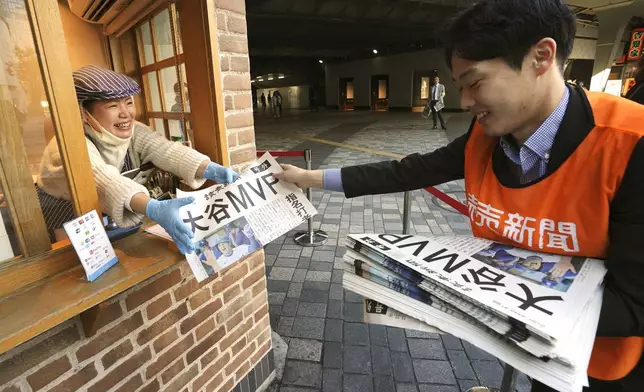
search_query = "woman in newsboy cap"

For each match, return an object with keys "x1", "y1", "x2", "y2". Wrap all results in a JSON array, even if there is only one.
[{"x1": 36, "y1": 65, "x2": 237, "y2": 254}]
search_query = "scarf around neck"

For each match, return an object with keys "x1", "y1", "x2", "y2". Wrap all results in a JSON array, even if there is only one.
[{"x1": 83, "y1": 108, "x2": 132, "y2": 169}]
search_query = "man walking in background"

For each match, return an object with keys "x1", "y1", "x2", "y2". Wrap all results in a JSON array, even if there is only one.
[{"x1": 431, "y1": 76, "x2": 447, "y2": 130}]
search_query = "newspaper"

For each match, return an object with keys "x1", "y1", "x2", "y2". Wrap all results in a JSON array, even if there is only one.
[
  {"x1": 346, "y1": 234, "x2": 606, "y2": 343},
  {"x1": 172, "y1": 153, "x2": 316, "y2": 281},
  {"x1": 362, "y1": 298, "x2": 442, "y2": 334}
]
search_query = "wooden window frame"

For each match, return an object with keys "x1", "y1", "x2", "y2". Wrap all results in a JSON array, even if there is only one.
[{"x1": 0, "y1": 0, "x2": 232, "y2": 356}]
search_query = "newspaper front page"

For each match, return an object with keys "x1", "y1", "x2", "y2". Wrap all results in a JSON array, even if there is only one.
[
  {"x1": 346, "y1": 233, "x2": 606, "y2": 342},
  {"x1": 362, "y1": 298, "x2": 442, "y2": 334},
  {"x1": 175, "y1": 153, "x2": 317, "y2": 281}
]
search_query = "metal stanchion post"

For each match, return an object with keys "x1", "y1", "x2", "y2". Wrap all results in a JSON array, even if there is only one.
[
  {"x1": 402, "y1": 191, "x2": 411, "y2": 234},
  {"x1": 499, "y1": 364, "x2": 517, "y2": 392},
  {"x1": 294, "y1": 149, "x2": 328, "y2": 247}
]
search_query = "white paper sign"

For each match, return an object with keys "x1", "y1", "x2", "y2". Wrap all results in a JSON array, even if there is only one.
[{"x1": 63, "y1": 210, "x2": 118, "y2": 282}]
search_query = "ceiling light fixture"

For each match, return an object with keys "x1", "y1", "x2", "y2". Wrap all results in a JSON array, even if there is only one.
[
  {"x1": 319, "y1": 59, "x2": 324, "y2": 64},
  {"x1": 372, "y1": 49, "x2": 378, "y2": 54}
]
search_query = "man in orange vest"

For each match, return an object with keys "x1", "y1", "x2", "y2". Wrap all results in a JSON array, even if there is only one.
[{"x1": 276, "y1": 0, "x2": 644, "y2": 390}]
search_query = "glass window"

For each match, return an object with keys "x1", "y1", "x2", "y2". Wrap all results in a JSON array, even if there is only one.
[
  {"x1": 175, "y1": 6, "x2": 184, "y2": 55},
  {"x1": 152, "y1": 9, "x2": 174, "y2": 61},
  {"x1": 168, "y1": 120, "x2": 183, "y2": 142},
  {"x1": 180, "y1": 63, "x2": 190, "y2": 112},
  {"x1": 159, "y1": 66, "x2": 179, "y2": 112},
  {"x1": 421, "y1": 77, "x2": 430, "y2": 99},
  {"x1": 146, "y1": 72, "x2": 162, "y2": 111},
  {"x1": 0, "y1": 0, "x2": 74, "y2": 249},
  {"x1": 378, "y1": 80, "x2": 387, "y2": 99},
  {"x1": 0, "y1": 181, "x2": 19, "y2": 262},
  {"x1": 138, "y1": 23, "x2": 155, "y2": 66},
  {"x1": 152, "y1": 118, "x2": 165, "y2": 135},
  {"x1": 346, "y1": 82, "x2": 354, "y2": 99}
]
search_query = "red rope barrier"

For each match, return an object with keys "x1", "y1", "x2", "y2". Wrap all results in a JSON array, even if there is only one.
[
  {"x1": 424, "y1": 186, "x2": 469, "y2": 216},
  {"x1": 257, "y1": 150, "x2": 306, "y2": 157}
]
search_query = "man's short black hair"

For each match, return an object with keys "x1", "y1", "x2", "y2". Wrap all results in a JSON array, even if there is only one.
[{"x1": 441, "y1": 0, "x2": 576, "y2": 72}]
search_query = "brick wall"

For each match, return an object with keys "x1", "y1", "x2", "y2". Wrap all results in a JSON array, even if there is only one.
[
  {"x1": 214, "y1": 0, "x2": 256, "y2": 171},
  {"x1": 0, "y1": 251, "x2": 272, "y2": 392}
]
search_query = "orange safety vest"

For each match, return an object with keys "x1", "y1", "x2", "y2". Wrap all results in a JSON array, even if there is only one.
[{"x1": 463, "y1": 91, "x2": 644, "y2": 381}]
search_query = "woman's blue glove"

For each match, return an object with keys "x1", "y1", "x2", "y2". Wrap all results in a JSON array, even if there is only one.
[
  {"x1": 203, "y1": 162, "x2": 238, "y2": 184},
  {"x1": 146, "y1": 197, "x2": 196, "y2": 254}
]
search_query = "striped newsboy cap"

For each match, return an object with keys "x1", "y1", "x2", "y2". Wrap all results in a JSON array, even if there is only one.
[{"x1": 73, "y1": 65, "x2": 141, "y2": 102}]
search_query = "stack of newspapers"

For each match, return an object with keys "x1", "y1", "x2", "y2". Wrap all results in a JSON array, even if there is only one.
[{"x1": 342, "y1": 233, "x2": 607, "y2": 392}]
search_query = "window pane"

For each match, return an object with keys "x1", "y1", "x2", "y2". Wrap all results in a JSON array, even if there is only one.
[
  {"x1": 180, "y1": 63, "x2": 190, "y2": 112},
  {"x1": 421, "y1": 77, "x2": 430, "y2": 99},
  {"x1": 152, "y1": 9, "x2": 174, "y2": 61},
  {"x1": 0, "y1": 181, "x2": 19, "y2": 262},
  {"x1": 152, "y1": 118, "x2": 165, "y2": 136},
  {"x1": 159, "y1": 66, "x2": 179, "y2": 112},
  {"x1": 168, "y1": 120, "x2": 183, "y2": 142},
  {"x1": 145, "y1": 72, "x2": 162, "y2": 111},
  {"x1": 137, "y1": 23, "x2": 155, "y2": 66},
  {"x1": 1, "y1": 0, "x2": 75, "y2": 248},
  {"x1": 174, "y1": 5, "x2": 183, "y2": 55}
]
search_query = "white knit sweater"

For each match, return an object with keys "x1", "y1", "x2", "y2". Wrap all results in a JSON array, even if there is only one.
[{"x1": 37, "y1": 122, "x2": 208, "y2": 228}]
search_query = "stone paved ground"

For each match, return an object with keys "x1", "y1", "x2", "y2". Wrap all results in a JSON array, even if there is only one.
[{"x1": 254, "y1": 110, "x2": 532, "y2": 392}]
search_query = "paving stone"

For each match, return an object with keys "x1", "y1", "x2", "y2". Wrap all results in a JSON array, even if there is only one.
[
  {"x1": 277, "y1": 317, "x2": 294, "y2": 336},
  {"x1": 447, "y1": 350, "x2": 477, "y2": 380},
  {"x1": 287, "y1": 283, "x2": 303, "y2": 298},
  {"x1": 304, "y1": 281, "x2": 331, "y2": 290},
  {"x1": 412, "y1": 360, "x2": 457, "y2": 385},
  {"x1": 323, "y1": 342, "x2": 343, "y2": 369},
  {"x1": 391, "y1": 352, "x2": 416, "y2": 382},
  {"x1": 343, "y1": 374, "x2": 373, "y2": 392},
  {"x1": 323, "y1": 369, "x2": 342, "y2": 392},
  {"x1": 306, "y1": 271, "x2": 332, "y2": 282},
  {"x1": 343, "y1": 302, "x2": 364, "y2": 323},
  {"x1": 418, "y1": 385, "x2": 460, "y2": 392},
  {"x1": 270, "y1": 313, "x2": 280, "y2": 329},
  {"x1": 407, "y1": 338, "x2": 447, "y2": 360},
  {"x1": 312, "y1": 250, "x2": 336, "y2": 262},
  {"x1": 274, "y1": 257, "x2": 300, "y2": 268},
  {"x1": 462, "y1": 341, "x2": 497, "y2": 361},
  {"x1": 387, "y1": 327, "x2": 409, "y2": 352},
  {"x1": 344, "y1": 322, "x2": 370, "y2": 346},
  {"x1": 297, "y1": 258, "x2": 311, "y2": 269},
  {"x1": 344, "y1": 345, "x2": 372, "y2": 374},
  {"x1": 325, "y1": 318, "x2": 343, "y2": 342},
  {"x1": 375, "y1": 376, "x2": 395, "y2": 392},
  {"x1": 329, "y1": 283, "x2": 344, "y2": 300},
  {"x1": 264, "y1": 254, "x2": 277, "y2": 266},
  {"x1": 267, "y1": 280, "x2": 291, "y2": 292},
  {"x1": 269, "y1": 267, "x2": 295, "y2": 281},
  {"x1": 310, "y1": 261, "x2": 334, "y2": 272},
  {"x1": 282, "y1": 360, "x2": 322, "y2": 388},
  {"x1": 471, "y1": 360, "x2": 503, "y2": 389},
  {"x1": 279, "y1": 387, "x2": 317, "y2": 392},
  {"x1": 287, "y1": 338, "x2": 323, "y2": 362},
  {"x1": 292, "y1": 268, "x2": 307, "y2": 283},
  {"x1": 279, "y1": 249, "x2": 302, "y2": 259},
  {"x1": 291, "y1": 316, "x2": 325, "y2": 340},
  {"x1": 370, "y1": 325, "x2": 388, "y2": 347},
  {"x1": 298, "y1": 302, "x2": 327, "y2": 318},
  {"x1": 268, "y1": 292, "x2": 286, "y2": 305},
  {"x1": 457, "y1": 379, "x2": 480, "y2": 392},
  {"x1": 397, "y1": 383, "x2": 419, "y2": 392},
  {"x1": 344, "y1": 290, "x2": 364, "y2": 303},
  {"x1": 300, "y1": 289, "x2": 329, "y2": 303},
  {"x1": 264, "y1": 243, "x2": 281, "y2": 255},
  {"x1": 405, "y1": 329, "x2": 441, "y2": 339},
  {"x1": 269, "y1": 303, "x2": 282, "y2": 315},
  {"x1": 441, "y1": 335, "x2": 463, "y2": 350},
  {"x1": 332, "y1": 269, "x2": 343, "y2": 283},
  {"x1": 516, "y1": 372, "x2": 533, "y2": 392},
  {"x1": 281, "y1": 298, "x2": 299, "y2": 317},
  {"x1": 371, "y1": 346, "x2": 393, "y2": 376},
  {"x1": 327, "y1": 300, "x2": 343, "y2": 319}
]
